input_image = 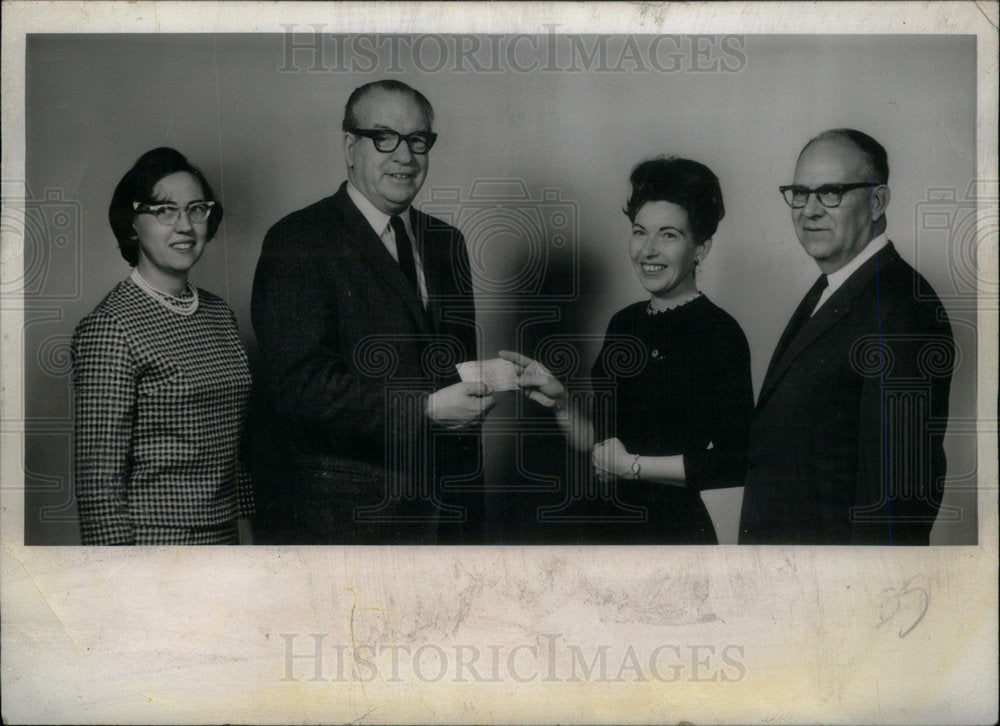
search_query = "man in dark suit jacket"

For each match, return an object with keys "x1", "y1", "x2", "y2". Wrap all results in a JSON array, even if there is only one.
[
  {"x1": 740, "y1": 129, "x2": 954, "y2": 545},
  {"x1": 250, "y1": 80, "x2": 495, "y2": 544}
]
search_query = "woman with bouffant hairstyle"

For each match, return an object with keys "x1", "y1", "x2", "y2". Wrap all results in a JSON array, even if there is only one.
[
  {"x1": 72, "y1": 147, "x2": 252, "y2": 545},
  {"x1": 502, "y1": 156, "x2": 753, "y2": 543}
]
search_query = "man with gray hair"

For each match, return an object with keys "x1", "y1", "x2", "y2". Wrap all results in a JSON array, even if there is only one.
[{"x1": 740, "y1": 129, "x2": 954, "y2": 545}]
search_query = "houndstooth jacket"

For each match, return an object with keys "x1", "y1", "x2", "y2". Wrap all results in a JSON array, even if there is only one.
[{"x1": 71, "y1": 277, "x2": 253, "y2": 544}]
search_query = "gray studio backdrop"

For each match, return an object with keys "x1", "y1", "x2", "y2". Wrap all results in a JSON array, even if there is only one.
[{"x1": 20, "y1": 33, "x2": 978, "y2": 544}]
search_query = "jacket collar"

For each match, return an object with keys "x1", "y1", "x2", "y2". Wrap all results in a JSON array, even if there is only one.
[
  {"x1": 757, "y1": 242, "x2": 901, "y2": 407},
  {"x1": 345, "y1": 180, "x2": 416, "y2": 243},
  {"x1": 328, "y1": 182, "x2": 432, "y2": 334}
]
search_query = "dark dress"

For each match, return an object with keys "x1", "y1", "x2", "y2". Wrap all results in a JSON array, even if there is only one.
[{"x1": 587, "y1": 294, "x2": 753, "y2": 544}]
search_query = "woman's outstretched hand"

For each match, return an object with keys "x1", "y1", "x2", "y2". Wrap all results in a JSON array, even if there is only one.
[
  {"x1": 592, "y1": 437, "x2": 631, "y2": 480},
  {"x1": 498, "y1": 350, "x2": 567, "y2": 411}
]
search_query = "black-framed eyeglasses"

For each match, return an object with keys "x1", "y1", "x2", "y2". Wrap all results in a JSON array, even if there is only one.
[
  {"x1": 348, "y1": 127, "x2": 438, "y2": 154},
  {"x1": 779, "y1": 182, "x2": 880, "y2": 209},
  {"x1": 133, "y1": 200, "x2": 216, "y2": 225}
]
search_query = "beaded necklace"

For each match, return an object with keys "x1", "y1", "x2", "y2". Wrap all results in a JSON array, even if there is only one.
[
  {"x1": 129, "y1": 268, "x2": 199, "y2": 316},
  {"x1": 646, "y1": 291, "x2": 702, "y2": 315}
]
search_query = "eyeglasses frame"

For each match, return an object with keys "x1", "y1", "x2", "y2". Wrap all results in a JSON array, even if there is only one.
[
  {"x1": 348, "y1": 127, "x2": 438, "y2": 154},
  {"x1": 778, "y1": 182, "x2": 883, "y2": 209},
  {"x1": 132, "y1": 200, "x2": 217, "y2": 226}
]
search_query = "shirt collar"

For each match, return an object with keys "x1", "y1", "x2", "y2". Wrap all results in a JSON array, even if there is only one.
[
  {"x1": 825, "y1": 232, "x2": 889, "y2": 290},
  {"x1": 346, "y1": 181, "x2": 413, "y2": 238}
]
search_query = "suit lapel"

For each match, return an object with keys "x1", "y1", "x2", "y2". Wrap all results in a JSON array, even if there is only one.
[
  {"x1": 762, "y1": 275, "x2": 827, "y2": 385},
  {"x1": 757, "y1": 243, "x2": 899, "y2": 407},
  {"x1": 329, "y1": 185, "x2": 432, "y2": 335},
  {"x1": 411, "y1": 207, "x2": 455, "y2": 335}
]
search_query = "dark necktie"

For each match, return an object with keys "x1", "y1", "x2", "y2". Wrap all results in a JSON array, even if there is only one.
[
  {"x1": 389, "y1": 214, "x2": 419, "y2": 292},
  {"x1": 798, "y1": 272, "x2": 829, "y2": 319},
  {"x1": 767, "y1": 273, "x2": 828, "y2": 373}
]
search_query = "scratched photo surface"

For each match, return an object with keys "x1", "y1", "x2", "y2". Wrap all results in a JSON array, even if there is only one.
[
  {"x1": 20, "y1": 32, "x2": 978, "y2": 546},
  {"x1": 2, "y1": 2, "x2": 997, "y2": 725}
]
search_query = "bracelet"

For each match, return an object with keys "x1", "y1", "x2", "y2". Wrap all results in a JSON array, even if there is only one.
[{"x1": 630, "y1": 454, "x2": 641, "y2": 480}]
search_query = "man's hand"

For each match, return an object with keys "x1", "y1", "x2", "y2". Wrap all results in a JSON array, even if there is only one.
[
  {"x1": 425, "y1": 381, "x2": 496, "y2": 429},
  {"x1": 498, "y1": 350, "x2": 567, "y2": 411}
]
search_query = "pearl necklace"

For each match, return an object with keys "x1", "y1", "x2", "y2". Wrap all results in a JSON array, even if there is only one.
[
  {"x1": 647, "y1": 291, "x2": 702, "y2": 315},
  {"x1": 130, "y1": 268, "x2": 199, "y2": 316}
]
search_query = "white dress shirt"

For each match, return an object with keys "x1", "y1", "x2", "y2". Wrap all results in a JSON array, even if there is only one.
[
  {"x1": 347, "y1": 181, "x2": 428, "y2": 305},
  {"x1": 812, "y1": 233, "x2": 889, "y2": 314}
]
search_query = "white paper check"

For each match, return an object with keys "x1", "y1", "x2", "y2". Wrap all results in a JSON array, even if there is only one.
[{"x1": 455, "y1": 358, "x2": 520, "y2": 392}]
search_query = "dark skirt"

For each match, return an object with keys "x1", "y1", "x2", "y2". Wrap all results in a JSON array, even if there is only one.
[
  {"x1": 564, "y1": 479, "x2": 718, "y2": 545},
  {"x1": 486, "y1": 474, "x2": 718, "y2": 545}
]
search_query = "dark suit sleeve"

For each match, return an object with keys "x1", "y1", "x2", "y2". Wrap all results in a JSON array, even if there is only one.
[
  {"x1": 251, "y1": 221, "x2": 422, "y2": 446},
  {"x1": 684, "y1": 319, "x2": 754, "y2": 490},
  {"x1": 849, "y1": 295, "x2": 954, "y2": 545}
]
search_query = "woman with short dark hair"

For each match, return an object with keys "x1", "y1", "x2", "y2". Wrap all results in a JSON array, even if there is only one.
[
  {"x1": 502, "y1": 156, "x2": 752, "y2": 543},
  {"x1": 72, "y1": 147, "x2": 252, "y2": 544}
]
